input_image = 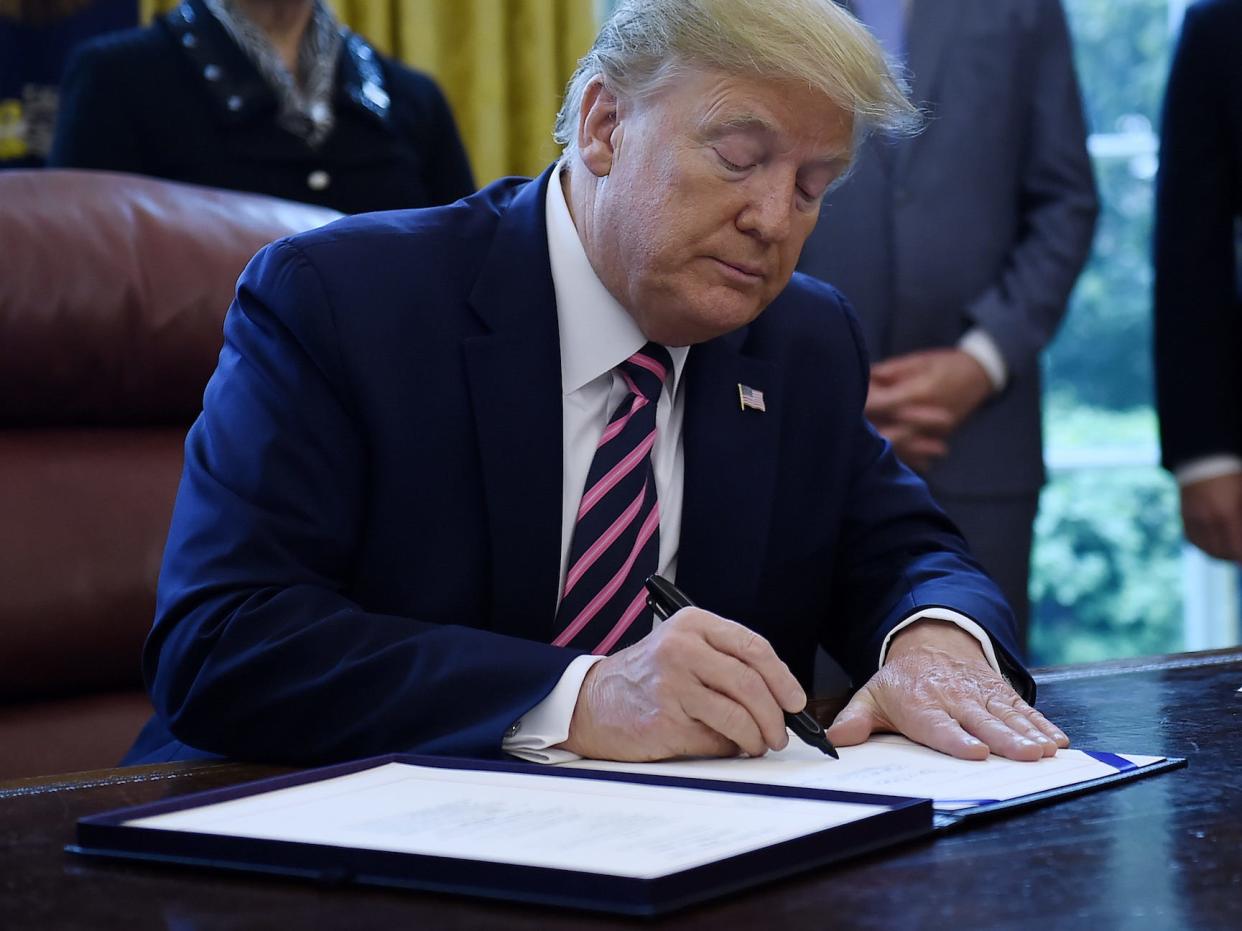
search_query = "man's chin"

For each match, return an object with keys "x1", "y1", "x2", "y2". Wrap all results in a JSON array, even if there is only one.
[{"x1": 664, "y1": 308, "x2": 767, "y2": 346}]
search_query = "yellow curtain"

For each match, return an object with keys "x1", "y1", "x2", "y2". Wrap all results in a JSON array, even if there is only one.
[{"x1": 140, "y1": 0, "x2": 597, "y2": 185}]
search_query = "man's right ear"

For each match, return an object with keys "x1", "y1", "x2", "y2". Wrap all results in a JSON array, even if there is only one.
[{"x1": 577, "y1": 77, "x2": 620, "y2": 178}]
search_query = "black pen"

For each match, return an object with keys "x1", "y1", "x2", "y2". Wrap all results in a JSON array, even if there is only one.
[{"x1": 643, "y1": 574, "x2": 839, "y2": 759}]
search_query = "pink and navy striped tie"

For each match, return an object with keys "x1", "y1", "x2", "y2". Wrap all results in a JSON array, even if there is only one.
[{"x1": 554, "y1": 342, "x2": 673, "y2": 655}]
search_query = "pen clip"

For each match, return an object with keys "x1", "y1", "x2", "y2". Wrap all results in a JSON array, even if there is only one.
[{"x1": 644, "y1": 574, "x2": 692, "y2": 621}]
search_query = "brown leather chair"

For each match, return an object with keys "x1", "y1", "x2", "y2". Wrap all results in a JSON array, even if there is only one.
[{"x1": 0, "y1": 170, "x2": 339, "y2": 781}]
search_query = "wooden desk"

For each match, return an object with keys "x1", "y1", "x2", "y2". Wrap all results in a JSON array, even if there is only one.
[{"x1": 3, "y1": 650, "x2": 1240, "y2": 930}]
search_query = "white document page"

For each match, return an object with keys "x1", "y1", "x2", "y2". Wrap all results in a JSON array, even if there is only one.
[
  {"x1": 125, "y1": 762, "x2": 890, "y2": 879},
  {"x1": 563, "y1": 734, "x2": 1165, "y2": 812}
]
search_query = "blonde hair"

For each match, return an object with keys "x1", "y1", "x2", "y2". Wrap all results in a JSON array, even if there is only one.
[{"x1": 554, "y1": 0, "x2": 918, "y2": 154}]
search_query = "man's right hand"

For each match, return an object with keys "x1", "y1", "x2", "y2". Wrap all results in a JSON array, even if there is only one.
[
  {"x1": 865, "y1": 349, "x2": 994, "y2": 472},
  {"x1": 557, "y1": 609, "x2": 807, "y2": 761},
  {"x1": 1181, "y1": 472, "x2": 1242, "y2": 562}
]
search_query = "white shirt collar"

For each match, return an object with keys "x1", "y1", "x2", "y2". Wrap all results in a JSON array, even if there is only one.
[{"x1": 545, "y1": 161, "x2": 688, "y2": 397}]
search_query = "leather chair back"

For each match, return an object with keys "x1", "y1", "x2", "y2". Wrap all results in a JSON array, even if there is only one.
[{"x1": 0, "y1": 169, "x2": 339, "y2": 779}]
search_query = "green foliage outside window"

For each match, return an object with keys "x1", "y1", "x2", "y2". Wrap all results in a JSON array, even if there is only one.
[{"x1": 1032, "y1": 407, "x2": 1182, "y2": 665}]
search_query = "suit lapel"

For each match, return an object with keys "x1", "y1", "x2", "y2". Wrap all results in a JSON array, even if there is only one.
[
  {"x1": 676, "y1": 329, "x2": 780, "y2": 619},
  {"x1": 896, "y1": 0, "x2": 966, "y2": 178},
  {"x1": 463, "y1": 167, "x2": 564, "y2": 644}
]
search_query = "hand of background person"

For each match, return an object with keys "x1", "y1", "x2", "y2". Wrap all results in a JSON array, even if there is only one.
[
  {"x1": 558, "y1": 609, "x2": 807, "y2": 761},
  {"x1": 865, "y1": 349, "x2": 995, "y2": 472},
  {"x1": 827, "y1": 620, "x2": 1069, "y2": 761},
  {"x1": 1180, "y1": 472, "x2": 1242, "y2": 563}
]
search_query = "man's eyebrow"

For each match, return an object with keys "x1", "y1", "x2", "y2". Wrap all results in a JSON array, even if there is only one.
[
  {"x1": 700, "y1": 116, "x2": 852, "y2": 168},
  {"x1": 700, "y1": 115, "x2": 776, "y2": 139}
]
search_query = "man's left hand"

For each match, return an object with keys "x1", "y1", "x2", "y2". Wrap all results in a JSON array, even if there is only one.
[
  {"x1": 865, "y1": 349, "x2": 994, "y2": 472},
  {"x1": 826, "y1": 620, "x2": 1068, "y2": 761}
]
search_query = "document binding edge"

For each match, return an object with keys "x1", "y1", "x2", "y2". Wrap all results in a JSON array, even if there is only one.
[
  {"x1": 69, "y1": 752, "x2": 935, "y2": 917},
  {"x1": 931, "y1": 756, "x2": 1187, "y2": 832}
]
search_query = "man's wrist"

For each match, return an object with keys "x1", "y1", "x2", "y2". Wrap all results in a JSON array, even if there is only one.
[
  {"x1": 886, "y1": 618, "x2": 989, "y2": 666},
  {"x1": 556, "y1": 658, "x2": 602, "y2": 757},
  {"x1": 879, "y1": 609, "x2": 1002, "y2": 675},
  {"x1": 503, "y1": 654, "x2": 603, "y2": 763}
]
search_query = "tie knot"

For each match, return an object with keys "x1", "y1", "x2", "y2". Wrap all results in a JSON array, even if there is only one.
[{"x1": 619, "y1": 342, "x2": 672, "y2": 404}]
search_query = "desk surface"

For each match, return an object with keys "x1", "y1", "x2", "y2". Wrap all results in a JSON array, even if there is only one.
[{"x1": 3, "y1": 649, "x2": 1241, "y2": 930}]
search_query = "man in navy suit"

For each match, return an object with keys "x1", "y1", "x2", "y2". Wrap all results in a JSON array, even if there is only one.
[
  {"x1": 126, "y1": 0, "x2": 1068, "y2": 768},
  {"x1": 798, "y1": 0, "x2": 1098, "y2": 649},
  {"x1": 1155, "y1": 0, "x2": 1242, "y2": 562}
]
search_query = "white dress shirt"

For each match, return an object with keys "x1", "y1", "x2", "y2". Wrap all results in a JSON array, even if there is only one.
[{"x1": 502, "y1": 163, "x2": 1001, "y2": 763}]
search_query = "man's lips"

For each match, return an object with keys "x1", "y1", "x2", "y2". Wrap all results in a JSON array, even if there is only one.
[{"x1": 710, "y1": 257, "x2": 765, "y2": 281}]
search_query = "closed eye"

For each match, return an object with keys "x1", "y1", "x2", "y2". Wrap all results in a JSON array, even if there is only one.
[{"x1": 715, "y1": 150, "x2": 753, "y2": 173}]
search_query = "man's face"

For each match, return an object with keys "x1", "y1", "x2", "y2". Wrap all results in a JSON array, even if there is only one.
[{"x1": 578, "y1": 67, "x2": 855, "y2": 346}]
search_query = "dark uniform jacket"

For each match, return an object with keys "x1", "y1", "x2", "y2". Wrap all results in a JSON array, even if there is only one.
[
  {"x1": 49, "y1": 0, "x2": 475, "y2": 214},
  {"x1": 1155, "y1": 0, "x2": 1242, "y2": 471}
]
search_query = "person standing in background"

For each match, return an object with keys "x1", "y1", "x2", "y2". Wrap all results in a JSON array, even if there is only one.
[
  {"x1": 1154, "y1": 0, "x2": 1242, "y2": 563},
  {"x1": 798, "y1": 0, "x2": 1098, "y2": 650},
  {"x1": 49, "y1": 0, "x2": 474, "y2": 213}
]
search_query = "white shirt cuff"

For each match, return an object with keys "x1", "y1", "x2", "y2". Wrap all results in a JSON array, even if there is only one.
[
  {"x1": 1174, "y1": 455, "x2": 1242, "y2": 487},
  {"x1": 501, "y1": 654, "x2": 604, "y2": 764},
  {"x1": 958, "y1": 328, "x2": 1008, "y2": 393},
  {"x1": 877, "y1": 608, "x2": 1003, "y2": 677}
]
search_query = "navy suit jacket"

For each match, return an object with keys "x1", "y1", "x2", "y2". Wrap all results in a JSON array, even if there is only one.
[
  {"x1": 126, "y1": 167, "x2": 1032, "y2": 767},
  {"x1": 49, "y1": 0, "x2": 474, "y2": 214},
  {"x1": 799, "y1": 0, "x2": 1097, "y2": 496},
  {"x1": 1155, "y1": 0, "x2": 1242, "y2": 470}
]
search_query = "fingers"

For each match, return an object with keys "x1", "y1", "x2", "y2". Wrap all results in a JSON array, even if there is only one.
[
  {"x1": 865, "y1": 381, "x2": 913, "y2": 420},
  {"x1": 1181, "y1": 476, "x2": 1242, "y2": 562},
  {"x1": 562, "y1": 610, "x2": 804, "y2": 761},
  {"x1": 825, "y1": 689, "x2": 883, "y2": 747},
  {"x1": 679, "y1": 684, "x2": 774, "y2": 757},
  {"x1": 953, "y1": 699, "x2": 1049, "y2": 761},
  {"x1": 688, "y1": 619, "x2": 804, "y2": 753},
  {"x1": 887, "y1": 403, "x2": 955, "y2": 437},
  {"x1": 883, "y1": 425, "x2": 949, "y2": 472},
  {"x1": 700, "y1": 617, "x2": 806, "y2": 713},
  {"x1": 870, "y1": 353, "x2": 929, "y2": 383},
  {"x1": 1015, "y1": 699, "x2": 1070, "y2": 749},
  {"x1": 923, "y1": 687, "x2": 1069, "y2": 761},
  {"x1": 895, "y1": 705, "x2": 991, "y2": 761},
  {"x1": 1185, "y1": 511, "x2": 1242, "y2": 562},
  {"x1": 831, "y1": 678, "x2": 1068, "y2": 763},
  {"x1": 870, "y1": 350, "x2": 990, "y2": 429}
]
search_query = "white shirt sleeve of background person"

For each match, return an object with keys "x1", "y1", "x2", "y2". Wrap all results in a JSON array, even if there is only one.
[
  {"x1": 1174, "y1": 455, "x2": 1242, "y2": 487},
  {"x1": 959, "y1": 328, "x2": 1008, "y2": 393}
]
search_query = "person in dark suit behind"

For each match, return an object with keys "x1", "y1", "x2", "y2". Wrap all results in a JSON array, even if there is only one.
[
  {"x1": 797, "y1": 0, "x2": 1099, "y2": 649},
  {"x1": 124, "y1": 0, "x2": 1069, "y2": 769},
  {"x1": 48, "y1": 0, "x2": 474, "y2": 213},
  {"x1": 1155, "y1": 0, "x2": 1242, "y2": 562}
]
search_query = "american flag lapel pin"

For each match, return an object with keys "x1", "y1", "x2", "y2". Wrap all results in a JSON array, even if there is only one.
[{"x1": 737, "y1": 383, "x2": 766, "y2": 412}]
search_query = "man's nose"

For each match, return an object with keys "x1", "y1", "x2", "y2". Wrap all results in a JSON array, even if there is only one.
[{"x1": 736, "y1": 177, "x2": 795, "y2": 243}]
